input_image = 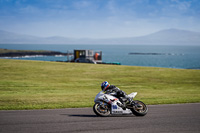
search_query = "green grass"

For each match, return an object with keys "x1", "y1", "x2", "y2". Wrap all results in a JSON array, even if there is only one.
[{"x1": 0, "y1": 59, "x2": 200, "y2": 110}]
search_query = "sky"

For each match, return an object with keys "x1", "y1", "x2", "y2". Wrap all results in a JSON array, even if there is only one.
[{"x1": 0, "y1": 0, "x2": 200, "y2": 38}]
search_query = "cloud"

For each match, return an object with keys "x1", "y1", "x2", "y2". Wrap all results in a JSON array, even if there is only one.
[
  {"x1": 18, "y1": 5, "x2": 41, "y2": 14},
  {"x1": 73, "y1": 0, "x2": 91, "y2": 9},
  {"x1": 0, "y1": 0, "x2": 200, "y2": 38},
  {"x1": 170, "y1": 0, "x2": 191, "y2": 10},
  {"x1": 106, "y1": 0, "x2": 117, "y2": 14}
]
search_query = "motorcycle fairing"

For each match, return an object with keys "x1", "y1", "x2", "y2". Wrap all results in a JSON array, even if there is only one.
[
  {"x1": 111, "y1": 102, "x2": 132, "y2": 114},
  {"x1": 128, "y1": 92, "x2": 137, "y2": 99}
]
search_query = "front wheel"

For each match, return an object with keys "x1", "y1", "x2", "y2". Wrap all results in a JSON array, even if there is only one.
[
  {"x1": 131, "y1": 100, "x2": 148, "y2": 116},
  {"x1": 93, "y1": 102, "x2": 111, "y2": 117}
]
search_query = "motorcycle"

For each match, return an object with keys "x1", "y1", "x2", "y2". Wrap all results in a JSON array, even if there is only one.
[{"x1": 93, "y1": 91, "x2": 148, "y2": 117}]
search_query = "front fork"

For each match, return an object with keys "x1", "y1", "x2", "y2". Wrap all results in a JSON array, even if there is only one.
[
  {"x1": 97, "y1": 101, "x2": 110, "y2": 113},
  {"x1": 99, "y1": 101, "x2": 107, "y2": 109}
]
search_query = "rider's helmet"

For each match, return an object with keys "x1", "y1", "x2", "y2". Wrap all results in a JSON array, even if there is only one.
[{"x1": 101, "y1": 81, "x2": 110, "y2": 91}]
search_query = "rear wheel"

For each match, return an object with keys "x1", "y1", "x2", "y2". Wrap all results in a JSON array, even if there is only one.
[
  {"x1": 131, "y1": 100, "x2": 148, "y2": 116},
  {"x1": 93, "y1": 102, "x2": 111, "y2": 117}
]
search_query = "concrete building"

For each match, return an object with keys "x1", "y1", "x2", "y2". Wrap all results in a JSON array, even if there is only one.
[{"x1": 73, "y1": 50, "x2": 102, "y2": 64}]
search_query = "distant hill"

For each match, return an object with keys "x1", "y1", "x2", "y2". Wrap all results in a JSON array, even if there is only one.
[
  {"x1": 0, "y1": 30, "x2": 42, "y2": 44},
  {"x1": 0, "y1": 29, "x2": 200, "y2": 45}
]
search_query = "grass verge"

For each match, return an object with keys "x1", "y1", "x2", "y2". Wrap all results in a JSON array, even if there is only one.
[{"x1": 0, "y1": 59, "x2": 200, "y2": 110}]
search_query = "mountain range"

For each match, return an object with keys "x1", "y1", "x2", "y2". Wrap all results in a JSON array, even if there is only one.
[{"x1": 0, "y1": 29, "x2": 200, "y2": 45}]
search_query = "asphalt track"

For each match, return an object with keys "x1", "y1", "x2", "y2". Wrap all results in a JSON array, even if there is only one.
[{"x1": 0, "y1": 103, "x2": 200, "y2": 133}]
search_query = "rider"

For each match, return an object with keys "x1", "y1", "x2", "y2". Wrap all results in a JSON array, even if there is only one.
[{"x1": 101, "y1": 81, "x2": 132, "y2": 110}]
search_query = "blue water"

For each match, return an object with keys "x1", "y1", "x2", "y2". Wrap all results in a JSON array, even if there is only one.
[{"x1": 0, "y1": 44, "x2": 200, "y2": 69}]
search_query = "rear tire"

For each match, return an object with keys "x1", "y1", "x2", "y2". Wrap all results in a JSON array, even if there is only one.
[
  {"x1": 93, "y1": 103, "x2": 111, "y2": 117},
  {"x1": 131, "y1": 100, "x2": 148, "y2": 116}
]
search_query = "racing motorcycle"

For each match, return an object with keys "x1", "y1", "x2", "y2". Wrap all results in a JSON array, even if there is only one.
[{"x1": 93, "y1": 91, "x2": 148, "y2": 117}]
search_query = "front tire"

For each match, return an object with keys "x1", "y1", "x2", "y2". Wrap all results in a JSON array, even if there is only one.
[
  {"x1": 93, "y1": 102, "x2": 111, "y2": 117},
  {"x1": 131, "y1": 100, "x2": 148, "y2": 116}
]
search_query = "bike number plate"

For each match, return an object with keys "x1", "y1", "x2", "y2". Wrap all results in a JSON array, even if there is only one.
[{"x1": 111, "y1": 105, "x2": 123, "y2": 114}]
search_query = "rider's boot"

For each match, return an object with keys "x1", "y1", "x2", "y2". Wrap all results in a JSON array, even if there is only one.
[
  {"x1": 117, "y1": 102, "x2": 126, "y2": 110},
  {"x1": 125, "y1": 96, "x2": 133, "y2": 105}
]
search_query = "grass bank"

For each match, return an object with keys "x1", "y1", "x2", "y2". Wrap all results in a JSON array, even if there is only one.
[
  {"x1": 0, "y1": 48, "x2": 67, "y2": 57},
  {"x1": 0, "y1": 59, "x2": 200, "y2": 110}
]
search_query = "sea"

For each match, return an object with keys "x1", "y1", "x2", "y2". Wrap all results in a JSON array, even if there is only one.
[{"x1": 0, "y1": 44, "x2": 200, "y2": 69}]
